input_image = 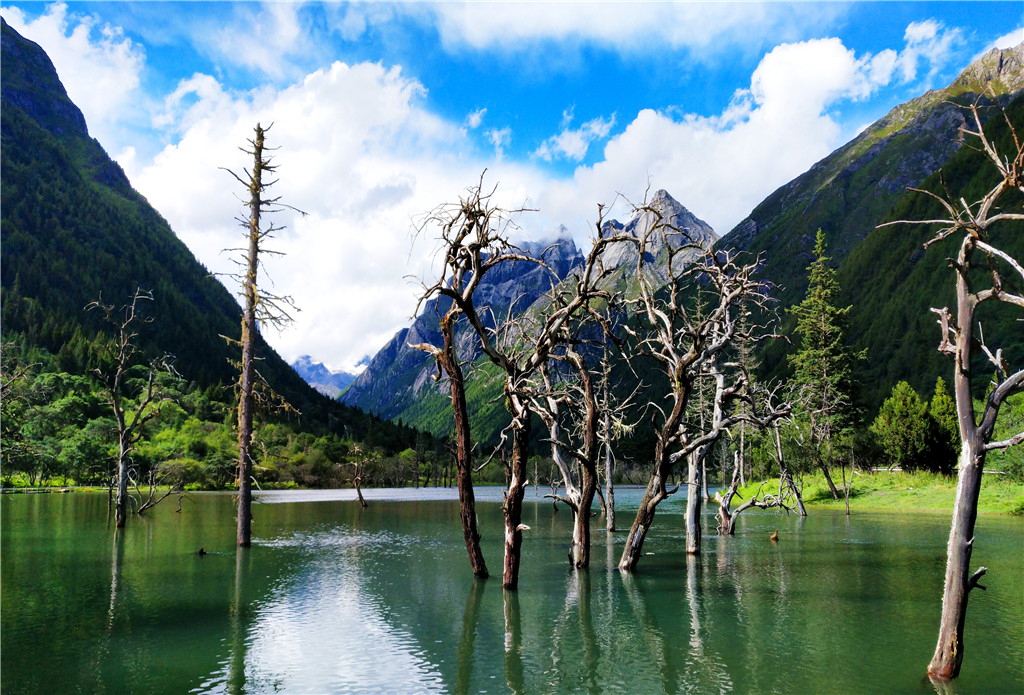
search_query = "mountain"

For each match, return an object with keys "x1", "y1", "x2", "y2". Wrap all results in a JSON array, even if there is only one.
[
  {"x1": 291, "y1": 355, "x2": 359, "y2": 398},
  {"x1": 0, "y1": 18, "x2": 400, "y2": 440},
  {"x1": 720, "y1": 42, "x2": 1024, "y2": 408},
  {"x1": 342, "y1": 191, "x2": 717, "y2": 440},
  {"x1": 340, "y1": 236, "x2": 585, "y2": 425}
]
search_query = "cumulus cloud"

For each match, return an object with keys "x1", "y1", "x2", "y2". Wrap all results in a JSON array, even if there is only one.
[
  {"x1": 531, "y1": 37, "x2": 903, "y2": 238},
  {"x1": 1, "y1": 2, "x2": 145, "y2": 151},
  {"x1": 992, "y1": 27, "x2": 1024, "y2": 50},
  {"x1": 129, "y1": 61, "x2": 548, "y2": 372},
  {"x1": 894, "y1": 20, "x2": 961, "y2": 85},
  {"x1": 534, "y1": 113, "x2": 616, "y2": 161}
]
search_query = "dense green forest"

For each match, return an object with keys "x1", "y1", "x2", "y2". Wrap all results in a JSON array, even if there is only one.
[{"x1": 0, "y1": 17, "x2": 440, "y2": 492}]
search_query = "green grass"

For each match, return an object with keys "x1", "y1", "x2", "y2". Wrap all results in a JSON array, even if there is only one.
[{"x1": 735, "y1": 470, "x2": 1024, "y2": 515}]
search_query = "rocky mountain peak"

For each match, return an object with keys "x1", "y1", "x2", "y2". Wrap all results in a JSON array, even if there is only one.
[
  {"x1": 951, "y1": 41, "x2": 1024, "y2": 96},
  {"x1": 601, "y1": 190, "x2": 718, "y2": 269}
]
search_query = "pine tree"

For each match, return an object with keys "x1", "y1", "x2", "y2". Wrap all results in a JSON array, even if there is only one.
[
  {"x1": 788, "y1": 230, "x2": 861, "y2": 499},
  {"x1": 871, "y1": 381, "x2": 930, "y2": 471}
]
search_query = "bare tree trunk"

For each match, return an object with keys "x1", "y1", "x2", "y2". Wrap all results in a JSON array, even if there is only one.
[
  {"x1": 444, "y1": 317, "x2": 488, "y2": 578},
  {"x1": 686, "y1": 450, "x2": 703, "y2": 554},
  {"x1": 739, "y1": 422, "x2": 746, "y2": 487},
  {"x1": 236, "y1": 128, "x2": 264, "y2": 549},
  {"x1": 701, "y1": 455, "x2": 710, "y2": 502},
  {"x1": 619, "y1": 467, "x2": 666, "y2": 570},
  {"x1": 775, "y1": 426, "x2": 807, "y2": 517},
  {"x1": 819, "y1": 461, "x2": 840, "y2": 500},
  {"x1": 571, "y1": 467, "x2": 597, "y2": 568},
  {"x1": 502, "y1": 402, "x2": 529, "y2": 589},
  {"x1": 604, "y1": 416, "x2": 615, "y2": 532},
  {"x1": 928, "y1": 438, "x2": 986, "y2": 680},
  {"x1": 354, "y1": 474, "x2": 367, "y2": 508},
  {"x1": 114, "y1": 437, "x2": 129, "y2": 528}
]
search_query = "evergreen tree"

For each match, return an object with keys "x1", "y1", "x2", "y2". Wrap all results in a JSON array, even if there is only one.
[
  {"x1": 928, "y1": 376, "x2": 959, "y2": 475},
  {"x1": 788, "y1": 230, "x2": 862, "y2": 498},
  {"x1": 871, "y1": 381, "x2": 930, "y2": 471}
]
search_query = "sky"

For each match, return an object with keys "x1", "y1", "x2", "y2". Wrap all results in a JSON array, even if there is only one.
[{"x1": 2, "y1": 1, "x2": 1022, "y2": 375}]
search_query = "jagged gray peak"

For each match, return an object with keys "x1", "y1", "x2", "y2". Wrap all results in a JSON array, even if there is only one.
[
  {"x1": 600, "y1": 189, "x2": 717, "y2": 269},
  {"x1": 290, "y1": 355, "x2": 358, "y2": 399}
]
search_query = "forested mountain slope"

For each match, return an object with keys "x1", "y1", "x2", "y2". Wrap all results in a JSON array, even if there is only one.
[
  {"x1": 0, "y1": 18, "x2": 400, "y2": 442},
  {"x1": 720, "y1": 43, "x2": 1024, "y2": 408}
]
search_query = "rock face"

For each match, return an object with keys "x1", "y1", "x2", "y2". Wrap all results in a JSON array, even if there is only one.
[
  {"x1": 290, "y1": 355, "x2": 358, "y2": 399},
  {"x1": 601, "y1": 189, "x2": 717, "y2": 282}
]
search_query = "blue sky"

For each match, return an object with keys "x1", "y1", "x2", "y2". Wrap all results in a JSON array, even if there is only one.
[{"x1": 2, "y1": 2, "x2": 1022, "y2": 372}]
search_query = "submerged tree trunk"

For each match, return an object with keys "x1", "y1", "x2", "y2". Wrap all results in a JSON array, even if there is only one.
[
  {"x1": 604, "y1": 414, "x2": 615, "y2": 532},
  {"x1": 444, "y1": 317, "x2": 488, "y2": 578},
  {"x1": 619, "y1": 462, "x2": 668, "y2": 570},
  {"x1": 114, "y1": 437, "x2": 129, "y2": 528},
  {"x1": 686, "y1": 450, "x2": 703, "y2": 554},
  {"x1": 929, "y1": 438, "x2": 987, "y2": 680},
  {"x1": 236, "y1": 127, "x2": 265, "y2": 548},
  {"x1": 502, "y1": 400, "x2": 530, "y2": 590}
]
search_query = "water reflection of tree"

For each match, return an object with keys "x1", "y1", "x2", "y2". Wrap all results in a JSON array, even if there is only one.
[
  {"x1": 455, "y1": 579, "x2": 485, "y2": 695},
  {"x1": 503, "y1": 590, "x2": 524, "y2": 694},
  {"x1": 228, "y1": 548, "x2": 250, "y2": 695}
]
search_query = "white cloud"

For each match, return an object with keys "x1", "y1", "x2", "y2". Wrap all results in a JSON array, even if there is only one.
[
  {"x1": 992, "y1": 27, "x2": 1024, "y2": 50},
  {"x1": 534, "y1": 114, "x2": 616, "y2": 161},
  {"x1": 531, "y1": 37, "x2": 901, "y2": 238},
  {"x1": 131, "y1": 60, "x2": 548, "y2": 373},
  {"x1": 486, "y1": 127, "x2": 512, "y2": 161},
  {"x1": 416, "y1": 2, "x2": 843, "y2": 54},
  {"x1": 465, "y1": 107, "x2": 486, "y2": 129},
  {"x1": 0, "y1": 2, "x2": 145, "y2": 151},
  {"x1": 895, "y1": 20, "x2": 961, "y2": 85},
  {"x1": 209, "y1": 2, "x2": 305, "y2": 79}
]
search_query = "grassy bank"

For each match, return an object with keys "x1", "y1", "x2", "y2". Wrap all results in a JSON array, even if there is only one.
[{"x1": 735, "y1": 470, "x2": 1024, "y2": 515}]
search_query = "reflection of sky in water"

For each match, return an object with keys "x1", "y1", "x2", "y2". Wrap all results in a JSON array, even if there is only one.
[
  {"x1": 197, "y1": 529, "x2": 446, "y2": 694},
  {"x1": 4, "y1": 492, "x2": 1021, "y2": 695}
]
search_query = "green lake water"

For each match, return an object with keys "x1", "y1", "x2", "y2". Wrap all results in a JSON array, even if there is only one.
[{"x1": 2, "y1": 487, "x2": 1021, "y2": 694}]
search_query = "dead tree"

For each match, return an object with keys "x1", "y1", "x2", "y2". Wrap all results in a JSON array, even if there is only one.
[
  {"x1": 882, "y1": 100, "x2": 1024, "y2": 681},
  {"x1": 681, "y1": 354, "x2": 788, "y2": 553},
  {"x1": 617, "y1": 201, "x2": 780, "y2": 570},
  {"x1": 416, "y1": 179, "x2": 635, "y2": 587},
  {"x1": 410, "y1": 176, "x2": 540, "y2": 579},
  {"x1": 716, "y1": 452, "x2": 796, "y2": 535},
  {"x1": 222, "y1": 123, "x2": 299, "y2": 547},
  {"x1": 88, "y1": 290, "x2": 175, "y2": 528}
]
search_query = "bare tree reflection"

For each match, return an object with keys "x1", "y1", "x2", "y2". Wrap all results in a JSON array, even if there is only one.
[
  {"x1": 455, "y1": 578, "x2": 485, "y2": 695},
  {"x1": 228, "y1": 548, "x2": 250, "y2": 695},
  {"x1": 503, "y1": 590, "x2": 524, "y2": 694}
]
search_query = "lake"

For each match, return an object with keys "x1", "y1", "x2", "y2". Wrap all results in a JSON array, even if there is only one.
[{"x1": 2, "y1": 487, "x2": 1021, "y2": 694}]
